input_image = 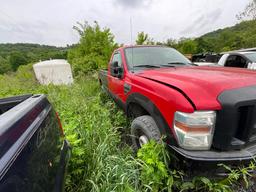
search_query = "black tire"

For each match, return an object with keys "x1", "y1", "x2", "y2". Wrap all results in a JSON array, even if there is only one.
[{"x1": 131, "y1": 115, "x2": 161, "y2": 150}]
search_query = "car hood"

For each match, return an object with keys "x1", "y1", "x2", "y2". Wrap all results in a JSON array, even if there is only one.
[{"x1": 136, "y1": 66, "x2": 256, "y2": 110}]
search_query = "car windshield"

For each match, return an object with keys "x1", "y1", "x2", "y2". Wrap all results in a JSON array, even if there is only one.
[
  {"x1": 124, "y1": 47, "x2": 192, "y2": 70},
  {"x1": 244, "y1": 52, "x2": 256, "y2": 62}
]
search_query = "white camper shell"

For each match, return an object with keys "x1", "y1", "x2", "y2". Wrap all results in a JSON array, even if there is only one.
[{"x1": 33, "y1": 59, "x2": 73, "y2": 85}]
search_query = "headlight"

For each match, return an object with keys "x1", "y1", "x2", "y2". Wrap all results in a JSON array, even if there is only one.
[{"x1": 174, "y1": 111, "x2": 216, "y2": 150}]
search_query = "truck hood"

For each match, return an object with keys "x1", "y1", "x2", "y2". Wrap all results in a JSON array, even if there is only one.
[{"x1": 136, "y1": 66, "x2": 256, "y2": 110}]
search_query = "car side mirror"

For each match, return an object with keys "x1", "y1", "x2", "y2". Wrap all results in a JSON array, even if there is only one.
[{"x1": 110, "y1": 61, "x2": 123, "y2": 78}]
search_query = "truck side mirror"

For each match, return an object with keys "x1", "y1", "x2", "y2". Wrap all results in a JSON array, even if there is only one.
[{"x1": 110, "y1": 61, "x2": 123, "y2": 78}]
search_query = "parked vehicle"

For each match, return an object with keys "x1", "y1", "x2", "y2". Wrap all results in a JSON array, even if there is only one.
[
  {"x1": 0, "y1": 94, "x2": 70, "y2": 192},
  {"x1": 218, "y1": 51, "x2": 256, "y2": 69},
  {"x1": 192, "y1": 53, "x2": 221, "y2": 66},
  {"x1": 99, "y1": 45, "x2": 256, "y2": 175}
]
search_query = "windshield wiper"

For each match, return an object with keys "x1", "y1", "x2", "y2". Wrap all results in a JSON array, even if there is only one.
[
  {"x1": 167, "y1": 62, "x2": 190, "y2": 65},
  {"x1": 160, "y1": 64, "x2": 176, "y2": 67},
  {"x1": 133, "y1": 65, "x2": 160, "y2": 68}
]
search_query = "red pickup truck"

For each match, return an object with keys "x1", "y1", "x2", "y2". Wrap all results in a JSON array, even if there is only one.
[{"x1": 99, "y1": 45, "x2": 256, "y2": 173}]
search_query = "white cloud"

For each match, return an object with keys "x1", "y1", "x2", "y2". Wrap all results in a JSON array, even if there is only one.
[{"x1": 0, "y1": 0, "x2": 250, "y2": 46}]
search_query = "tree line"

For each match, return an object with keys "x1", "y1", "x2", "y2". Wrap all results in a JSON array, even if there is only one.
[
  {"x1": 135, "y1": 19, "x2": 256, "y2": 54},
  {"x1": 0, "y1": 43, "x2": 68, "y2": 74},
  {"x1": 68, "y1": 18, "x2": 256, "y2": 76},
  {"x1": 1, "y1": 0, "x2": 255, "y2": 75},
  {"x1": 68, "y1": 0, "x2": 256, "y2": 75},
  {"x1": 134, "y1": 0, "x2": 256, "y2": 54}
]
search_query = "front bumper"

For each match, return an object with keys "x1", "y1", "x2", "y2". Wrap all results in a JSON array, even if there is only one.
[
  {"x1": 170, "y1": 144, "x2": 256, "y2": 162},
  {"x1": 169, "y1": 144, "x2": 256, "y2": 177}
]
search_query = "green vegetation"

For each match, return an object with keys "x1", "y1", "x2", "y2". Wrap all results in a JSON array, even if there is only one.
[
  {"x1": 68, "y1": 21, "x2": 118, "y2": 76},
  {"x1": 166, "y1": 20, "x2": 256, "y2": 54},
  {"x1": 133, "y1": 20, "x2": 256, "y2": 55},
  {"x1": 194, "y1": 19, "x2": 256, "y2": 52},
  {"x1": 0, "y1": 43, "x2": 68, "y2": 74},
  {"x1": 136, "y1": 32, "x2": 154, "y2": 45}
]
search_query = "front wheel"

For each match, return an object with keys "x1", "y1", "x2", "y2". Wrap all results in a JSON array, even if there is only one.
[{"x1": 131, "y1": 115, "x2": 161, "y2": 150}]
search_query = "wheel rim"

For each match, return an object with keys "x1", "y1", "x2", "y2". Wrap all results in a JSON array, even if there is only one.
[{"x1": 139, "y1": 135, "x2": 149, "y2": 146}]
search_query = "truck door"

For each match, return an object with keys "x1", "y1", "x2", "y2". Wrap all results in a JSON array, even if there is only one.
[{"x1": 108, "y1": 51, "x2": 125, "y2": 103}]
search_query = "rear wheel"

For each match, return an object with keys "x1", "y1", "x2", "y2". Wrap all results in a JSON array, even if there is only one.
[{"x1": 131, "y1": 115, "x2": 161, "y2": 150}]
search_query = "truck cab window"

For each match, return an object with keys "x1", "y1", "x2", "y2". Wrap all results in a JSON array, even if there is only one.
[
  {"x1": 112, "y1": 52, "x2": 122, "y2": 67},
  {"x1": 226, "y1": 55, "x2": 247, "y2": 68}
]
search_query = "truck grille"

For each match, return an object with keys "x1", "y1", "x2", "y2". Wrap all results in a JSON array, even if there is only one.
[
  {"x1": 236, "y1": 105, "x2": 256, "y2": 142},
  {"x1": 212, "y1": 86, "x2": 256, "y2": 151}
]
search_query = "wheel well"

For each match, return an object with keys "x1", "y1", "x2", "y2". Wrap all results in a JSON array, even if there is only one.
[
  {"x1": 127, "y1": 102, "x2": 149, "y2": 118},
  {"x1": 126, "y1": 93, "x2": 177, "y2": 145}
]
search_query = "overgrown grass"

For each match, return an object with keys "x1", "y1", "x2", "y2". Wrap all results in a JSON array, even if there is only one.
[
  {"x1": 1, "y1": 65, "x2": 256, "y2": 192},
  {"x1": 0, "y1": 66, "x2": 141, "y2": 191}
]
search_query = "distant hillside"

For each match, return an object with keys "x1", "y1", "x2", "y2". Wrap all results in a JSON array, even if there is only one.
[
  {"x1": 197, "y1": 20, "x2": 256, "y2": 52},
  {"x1": 0, "y1": 43, "x2": 68, "y2": 74},
  {"x1": 171, "y1": 20, "x2": 256, "y2": 54}
]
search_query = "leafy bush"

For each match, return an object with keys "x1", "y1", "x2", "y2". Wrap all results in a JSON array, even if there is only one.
[
  {"x1": 137, "y1": 140, "x2": 178, "y2": 191},
  {"x1": 68, "y1": 21, "x2": 118, "y2": 76}
]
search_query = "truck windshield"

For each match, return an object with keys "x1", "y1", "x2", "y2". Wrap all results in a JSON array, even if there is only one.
[{"x1": 124, "y1": 46, "x2": 192, "y2": 70}]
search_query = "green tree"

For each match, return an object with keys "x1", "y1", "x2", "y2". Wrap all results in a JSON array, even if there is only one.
[
  {"x1": 68, "y1": 21, "x2": 118, "y2": 76},
  {"x1": 136, "y1": 32, "x2": 148, "y2": 45},
  {"x1": 195, "y1": 38, "x2": 212, "y2": 53},
  {"x1": 135, "y1": 31, "x2": 155, "y2": 45},
  {"x1": 177, "y1": 38, "x2": 198, "y2": 54},
  {"x1": 165, "y1": 38, "x2": 178, "y2": 48},
  {"x1": 0, "y1": 56, "x2": 11, "y2": 74},
  {"x1": 9, "y1": 52, "x2": 28, "y2": 71}
]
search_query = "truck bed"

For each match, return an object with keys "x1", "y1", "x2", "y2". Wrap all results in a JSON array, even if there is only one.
[
  {"x1": 98, "y1": 69, "x2": 108, "y2": 92},
  {"x1": 0, "y1": 94, "x2": 70, "y2": 191},
  {"x1": 0, "y1": 94, "x2": 32, "y2": 115}
]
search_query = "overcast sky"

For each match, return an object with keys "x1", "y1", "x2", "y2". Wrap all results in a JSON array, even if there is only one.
[{"x1": 0, "y1": 0, "x2": 250, "y2": 46}]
